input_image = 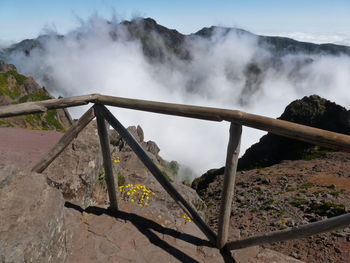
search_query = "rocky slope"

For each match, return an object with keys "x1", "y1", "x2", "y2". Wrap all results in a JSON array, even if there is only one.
[
  {"x1": 193, "y1": 152, "x2": 350, "y2": 263},
  {"x1": 0, "y1": 116, "x2": 305, "y2": 262},
  {"x1": 0, "y1": 60, "x2": 71, "y2": 130},
  {"x1": 192, "y1": 96, "x2": 350, "y2": 263},
  {"x1": 192, "y1": 95, "x2": 350, "y2": 191}
]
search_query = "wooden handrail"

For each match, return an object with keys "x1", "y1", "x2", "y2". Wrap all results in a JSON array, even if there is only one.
[
  {"x1": 1, "y1": 94, "x2": 349, "y2": 152},
  {"x1": 2, "y1": 94, "x2": 350, "y2": 250}
]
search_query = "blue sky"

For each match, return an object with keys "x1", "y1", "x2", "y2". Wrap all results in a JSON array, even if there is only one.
[{"x1": 1, "y1": 0, "x2": 350, "y2": 43}]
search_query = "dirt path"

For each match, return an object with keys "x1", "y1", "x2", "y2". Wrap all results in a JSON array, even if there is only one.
[{"x1": 0, "y1": 127, "x2": 63, "y2": 170}]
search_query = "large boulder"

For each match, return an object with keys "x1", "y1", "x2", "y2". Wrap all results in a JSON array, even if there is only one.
[
  {"x1": 238, "y1": 95, "x2": 350, "y2": 170},
  {"x1": 0, "y1": 165, "x2": 78, "y2": 263},
  {"x1": 193, "y1": 95, "x2": 350, "y2": 193},
  {"x1": 44, "y1": 121, "x2": 102, "y2": 207}
]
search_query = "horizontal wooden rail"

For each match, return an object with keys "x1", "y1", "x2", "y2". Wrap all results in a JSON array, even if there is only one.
[
  {"x1": 0, "y1": 94, "x2": 99, "y2": 118},
  {"x1": 1, "y1": 94, "x2": 350, "y2": 151},
  {"x1": 226, "y1": 212, "x2": 350, "y2": 250},
  {"x1": 96, "y1": 95, "x2": 350, "y2": 152}
]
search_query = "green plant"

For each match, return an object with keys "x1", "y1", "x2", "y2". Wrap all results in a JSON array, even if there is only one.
[
  {"x1": 118, "y1": 184, "x2": 155, "y2": 207},
  {"x1": 300, "y1": 183, "x2": 314, "y2": 190},
  {"x1": 260, "y1": 198, "x2": 276, "y2": 210},
  {"x1": 0, "y1": 120, "x2": 14, "y2": 127},
  {"x1": 117, "y1": 172, "x2": 125, "y2": 186},
  {"x1": 168, "y1": 160, "x2": 179, "y2": 176},
  {"x1": 98, "y1": 169, "x2": 105, "y2": 181},
  {"x1": 181, "y1": 213, "x2": 192, "y2": 223},
  {"x1": 162, "y1": 170, "x2": 173, "y2": 182},
  {"x1": 307, "y1": 202, "x2": 346, "y2": 217},
  {"x1": 290, "y1": 197, "x2": 307, "y2": 207}
]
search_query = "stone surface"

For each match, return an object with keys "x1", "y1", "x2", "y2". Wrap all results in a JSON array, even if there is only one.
[
  {"x1": 0, "y1": 165, "x2": 77, "y2": 263},
  {"x1": 195, "y1": 152, "x2": 350, "y2": 263},
  {"x1": 44, "y1": 121, "x2": 102, "y2": 207}
]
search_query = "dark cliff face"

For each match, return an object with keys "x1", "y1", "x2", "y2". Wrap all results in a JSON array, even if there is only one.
[
  {"x1": 192, "y1": 95, "x2": 350, "y2": 190},
  {"x1": 239, "y1": 95, "x2": 350, "y2": 170}
]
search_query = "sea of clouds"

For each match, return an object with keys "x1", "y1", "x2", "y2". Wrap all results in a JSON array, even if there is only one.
[{"x1": 5, "y1": 15, "x2": 350, "y2": 179}]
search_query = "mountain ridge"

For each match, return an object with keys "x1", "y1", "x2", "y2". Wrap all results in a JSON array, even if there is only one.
[{"x1": 2, "y1": 17, "x2": 350, "y2": 61}]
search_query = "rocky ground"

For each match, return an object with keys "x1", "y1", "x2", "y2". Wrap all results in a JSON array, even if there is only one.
[
  {"x1": 0, "y1": 122, "x2": 304, "y2": 262},
  {"x1": 194, "y1": 152, "x2": 350, "y2": 263}
]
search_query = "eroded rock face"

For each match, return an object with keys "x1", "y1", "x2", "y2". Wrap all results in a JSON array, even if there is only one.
[
  {"x1": 44, "y1": 121, "x2": 102, "y2": 208},
  {"x1": 0, "y1": 165, "x2": 76, "y2": 263},
  {"x1": 238, "y1": 95, "x2": 350, "y2": 170}
]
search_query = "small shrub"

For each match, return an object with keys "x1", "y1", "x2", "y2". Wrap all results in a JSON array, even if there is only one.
[
  {"x1": 162, "y1": 170, "x2": 173, "y2": 182},
  {"x1": 300, "y1": 183, "x2": 314, "y2": 190},
  {"x1": 119, "y1": 184, "x2": 155, "y2": 207},
  {"x1": 260, "y1": 198, "x2": 276, "y2": 210},
  {"x1": 117, "y1": 172, "x2": 125, "y2": 186},
  {"x1": 290, "y1": 197, "x2": 307, "y2": 207},
  {"x1": 168, "y1": 160, "x2": 179, "y2": 176},
  {"x1": 98, "y1": 169, "x2": 105, "y2": 181}
]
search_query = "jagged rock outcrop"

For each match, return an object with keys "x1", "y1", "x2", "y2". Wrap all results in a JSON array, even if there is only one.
[
  {"x1": 0, "y1": 165, "x2": 78, "y2": 263},
  {"x1": 0, "y1": 60, "x2": 72, "y2": 130},
  {"x1": 44, "y1": 121, "x2": 102, "y2": 208},
  {"x1": 238, "y1": 95, "x2": 350, "y2": 170},
  {"x1": 193, "y1": 95, "x2": 350, "y2": 191}
]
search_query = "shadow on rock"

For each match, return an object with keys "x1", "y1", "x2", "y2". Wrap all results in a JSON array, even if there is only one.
[{"x1": 65, "y1": 202, "x2": 236, "y2": 263}]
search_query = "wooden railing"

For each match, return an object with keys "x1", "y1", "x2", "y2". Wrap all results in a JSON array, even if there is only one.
[{"x1": 1, "y1": 93, "x2": 350, "y2": 251}]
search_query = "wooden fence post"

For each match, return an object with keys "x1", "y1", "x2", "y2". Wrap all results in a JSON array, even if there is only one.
[
  {"x1": 95, "y1": 105, "x2": 118, "y2": 211},
  {"x1": 216, "y1": 122, "x2": 242, "y2": 249},
  {"x1": 96, "y1": 104, "x2": 217, "y2": 244}
]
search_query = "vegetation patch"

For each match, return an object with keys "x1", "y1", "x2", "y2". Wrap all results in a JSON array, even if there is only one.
[
  {"x1": 0, "y1": 71, "x2": 21, "y2": 99},
  {"x1": 306, "y1": 202, "x2": 346, "y2": 217},
  {"x1": 117, "y1": 172, "x2": 126, "y2": 186},
  {"x1": 260, "y1": 198, "x2": 276, "y2": 210},
  {"x1": 0, "y1": 120, "x2": 14, "y2": 127},
  {"x1": 119, "y1": 184, "x2": 155, "y2": 207},
  {"x1": 290, "y1": 197, "x2": 308, "y2": 207},
  {"x1": 17, "y1": 89, "x2": 51, "y2": 103},
  {"x1": 162, "y1": 170, "x2": 174, "y2": 182},
  {"x1": 299, "y1": 183, "x2": 314, "y2": 190},
  {"x1": 302, "y1": 148, "x2": 330, "y2": 161}
]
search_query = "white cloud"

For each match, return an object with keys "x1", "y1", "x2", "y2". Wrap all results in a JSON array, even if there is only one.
[
  {"x1": 8, "y1": 16, "x2": 350, "y2": 178},
  {"x1": 264, "y1": 31, "x2": 350, "y2": 46}
]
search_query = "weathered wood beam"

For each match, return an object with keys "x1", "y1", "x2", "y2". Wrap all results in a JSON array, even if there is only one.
[
  {"x1": 95, "y1": 95, "x2": 350, "y2": 152},
  {"x1": 96, "y1": 104, "x2": 217, "y2": 244},
  {"x1": 226, "y1": 212, "x2": 350, "y2": 250},
  {"x1": 95, "y1": 105, "x2": 118, "y2": 211},
  {"x1": 0, "y1": 94, "x2": 99, "y2": 118},
  {"x1": 216, "y1": 123, "x2": 242, "y2": 249},
  {"x1": 1, "y1": 93, "x2": 350, "y2": 152},
  {"x1": 31, "y1": 107, "x2": 95, "y2": 173}
]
